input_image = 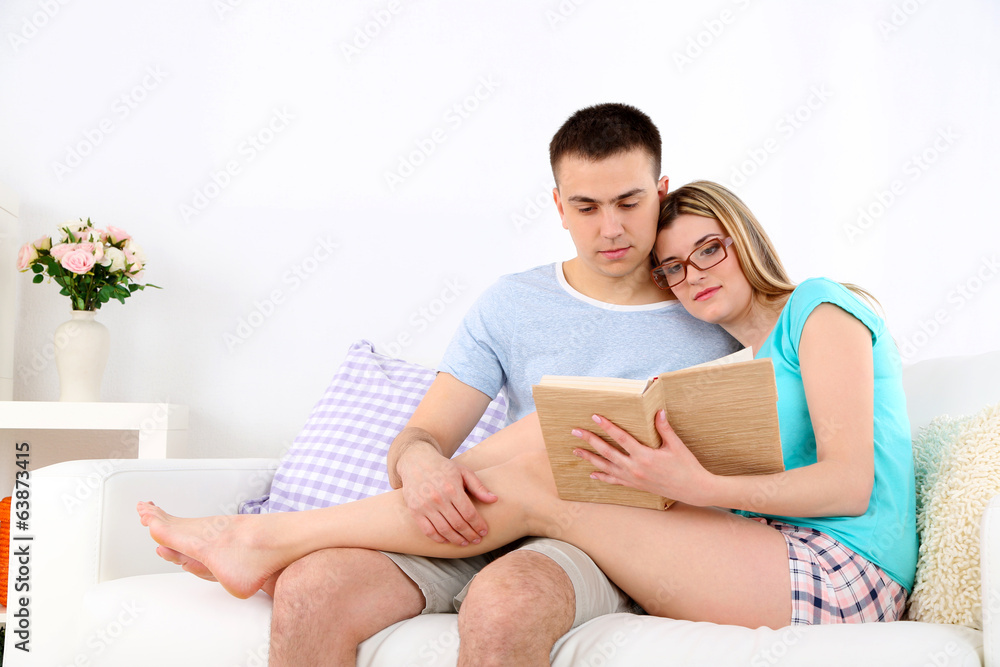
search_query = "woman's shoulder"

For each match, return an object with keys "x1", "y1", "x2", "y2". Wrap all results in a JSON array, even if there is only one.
[
  {"x1": 785, "y1": 277, "x2": 884, "y2": 338},
  {"x1": 789, "y1": 277, "x2": 851, "y2": 301}
]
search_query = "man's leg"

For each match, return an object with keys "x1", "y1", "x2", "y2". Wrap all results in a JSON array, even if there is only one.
[
  {"x1": 269, "y1": 548, "x2": 424, "y2": 667},
  {"x1": 457, "y1": 551, "x2": 572, "y2": 667},
  {"x1": 456, "y1": 539, "x2": 633, "y2": 667}
]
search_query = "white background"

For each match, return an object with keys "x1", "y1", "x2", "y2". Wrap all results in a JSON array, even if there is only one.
[{"x1": 2, "y1": 0, "x2": 998, "y2": 459}]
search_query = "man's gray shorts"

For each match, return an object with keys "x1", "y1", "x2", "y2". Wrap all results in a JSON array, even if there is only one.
[{"x1": 381, "y1": 537, "x2": 634, "y2": 628}]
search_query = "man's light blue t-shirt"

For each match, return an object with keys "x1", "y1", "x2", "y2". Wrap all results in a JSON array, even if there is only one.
[
  {"x1": 439, "y1": 263, "x2": 742, "y2": 423},
  {"x1": 753, "y1": 277, "x2": 918, "y2": 591}
]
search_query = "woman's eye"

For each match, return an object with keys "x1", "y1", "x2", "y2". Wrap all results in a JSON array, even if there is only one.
[
  {"x1": 699, "y1": 243, "x2": 720, "y2": 258},
  {"x1": 664, "y1": 263, "x2": 683, "y2": 275}
]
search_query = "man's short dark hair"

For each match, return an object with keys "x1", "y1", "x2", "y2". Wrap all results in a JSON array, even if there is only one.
[{"x1": 548, "y1": 103, "x2": 661, "y2": 185}]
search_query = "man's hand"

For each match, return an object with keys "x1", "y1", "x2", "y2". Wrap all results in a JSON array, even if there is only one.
[{"x1": 395, "y1": 437, "x2": 498, "y2": 545}]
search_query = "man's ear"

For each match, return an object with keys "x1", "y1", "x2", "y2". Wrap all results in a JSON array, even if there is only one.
[
  {"x1": 657, "y1": 175, "x2": 670, "y2": 200},
  {"x1": 553, "y1": 186, "x2": 569, "y2": 229}
]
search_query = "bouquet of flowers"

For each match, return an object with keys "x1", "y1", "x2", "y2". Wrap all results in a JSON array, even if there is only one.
[{"x1": 17, "y1": 218, "x2": 161, "y2": 311}]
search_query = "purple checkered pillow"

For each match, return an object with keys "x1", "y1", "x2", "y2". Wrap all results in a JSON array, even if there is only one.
[{"x1": 240, "y1": 340, "x2": 507, "y2": 514}]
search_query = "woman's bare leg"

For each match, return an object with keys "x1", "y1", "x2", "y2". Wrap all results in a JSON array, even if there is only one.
[
  {"x1": 551, "y1": 501, "x2": 791, "y2": 628},
  {"x1": 138, "y1": 448, "x2": 791, "y2": 628},
  {"x1": 450, "y1": 412, "x2": 546, "y2": 471},
  {"x1": 137, "y1": 450, "x2": 552, "y2": 599},
  {"x1": 141, "y1": 414, "x2": 546, "y2": 593}
]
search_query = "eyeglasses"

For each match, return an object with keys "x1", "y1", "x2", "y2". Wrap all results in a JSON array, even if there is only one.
[{"x1": 651, "y1": 237, "x2": 734, "y2": 289}]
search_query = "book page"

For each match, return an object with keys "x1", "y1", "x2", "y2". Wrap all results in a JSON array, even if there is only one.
[
  {"x1": 683, "y1": 346, "x2": 753, "y2": 370},
  {"x1": 536, "y1": 375, "x2": 652, "y2": 394}
]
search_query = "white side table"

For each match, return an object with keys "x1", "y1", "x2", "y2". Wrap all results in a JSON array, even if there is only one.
[{"x1": 0, "y1": 401, "x2": 188, "y2": 459}]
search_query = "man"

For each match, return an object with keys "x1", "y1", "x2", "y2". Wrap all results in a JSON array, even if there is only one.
[{"x1": 267, "y1": 104, "x2": 740, "y2": 666}]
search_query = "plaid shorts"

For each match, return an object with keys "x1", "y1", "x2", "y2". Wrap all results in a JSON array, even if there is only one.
[{"x1": 754, "y1": 518, "x2": 908, "y2": 625}]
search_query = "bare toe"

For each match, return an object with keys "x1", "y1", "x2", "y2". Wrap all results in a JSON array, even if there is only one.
[{"x1": 137, "y1": 500, "x2": 169, "y2": 527}]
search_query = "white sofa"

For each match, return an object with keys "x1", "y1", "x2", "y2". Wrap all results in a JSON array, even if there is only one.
[{"x1": 5, "y1": 349, "x2": 1000, "y2": 666}]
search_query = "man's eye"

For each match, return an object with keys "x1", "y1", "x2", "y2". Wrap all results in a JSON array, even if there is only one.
[
  {"x1": 621, "y1": 202, "x2": 639, "y2": 209},
  {"x1": 578, "y1": 206, "x2": 595, "y2": 213}
]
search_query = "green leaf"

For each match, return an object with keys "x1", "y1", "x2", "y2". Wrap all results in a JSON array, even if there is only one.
[
  {"x1": 59, "y1": 287, "x2": 70, "y2": 296},
  {"x1": 31, "y1": 263, "x2": 44, "y2": 274},
  {"x1": 128, "y1": 284, "x2": 141, "y2": 292},
  {"x1": 32, "y1": 274, "x2": 43, "y2": 284},
  {"x1": 75, "y1": 296, "x2": 85, "y2": 311}
]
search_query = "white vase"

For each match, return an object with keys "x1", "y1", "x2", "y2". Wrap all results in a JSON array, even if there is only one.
[{"x1": 54, "y1": 310, "x2": 110, "y2": 402}]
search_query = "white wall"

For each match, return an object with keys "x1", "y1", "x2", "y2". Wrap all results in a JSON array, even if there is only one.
[{"x1": 1, "y1": 0, "x2": 998, "y2": 459}]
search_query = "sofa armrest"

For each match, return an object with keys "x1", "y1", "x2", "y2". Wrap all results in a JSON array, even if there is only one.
[
  {"x1": 983, "y1": 494, "x2": 1000, "y2": 667},
  {"x1": 21, "y1": 457, "x2": 278, "y2": 583},
  {"x1": 4, "y1": 457, "x2": 277, "y2": 665}
]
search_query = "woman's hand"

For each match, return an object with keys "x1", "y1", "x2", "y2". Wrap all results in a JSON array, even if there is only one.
[{"x1": 572, "y1": 410, "x2": 716, "y2": 507}]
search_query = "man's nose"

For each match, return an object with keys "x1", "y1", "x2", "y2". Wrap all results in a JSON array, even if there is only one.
[{"x1": 600, "y1": 210, "x2": 625, "y2": 238}]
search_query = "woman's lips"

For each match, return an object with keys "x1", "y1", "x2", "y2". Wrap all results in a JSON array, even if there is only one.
[
  {"x1": 600, "y1": 248, "x2": 629, "y2": 260},
  {"x1": 694, "y1": 286, "x2": 720, "y2": 301}
]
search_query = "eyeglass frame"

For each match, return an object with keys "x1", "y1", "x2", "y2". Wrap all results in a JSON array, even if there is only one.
[{"x1": 651, "y1": 236, "x2": 734, "y2": 290}]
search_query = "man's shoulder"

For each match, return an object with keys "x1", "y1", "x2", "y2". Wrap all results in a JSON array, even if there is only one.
[
  {"x1": 475, "y1": 263, "x2": 558, "y2": 302},
  {"x1": 492, "y1": 262, "x2": 557, "y2": 288}
]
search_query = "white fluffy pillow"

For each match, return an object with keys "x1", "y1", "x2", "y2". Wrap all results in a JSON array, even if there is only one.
[{"x1": 906, "y1": 402, "x2": 1000, "y2": 626}]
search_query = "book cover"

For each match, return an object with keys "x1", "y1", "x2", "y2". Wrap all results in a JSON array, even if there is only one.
[{"x1": 531, "y1": 355, "x2": 784, "y2": 510}]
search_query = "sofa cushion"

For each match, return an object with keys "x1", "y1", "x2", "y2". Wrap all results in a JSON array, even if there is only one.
[
  {"x1": 907, "y1": 401, "x2": 1000, "y2": 626},
  {"x1": 241, "y1": 340, "x2": 507, "y2": 514},
  {"x1": 67, "y1": 574, "x2": 984, "y2": 667}
]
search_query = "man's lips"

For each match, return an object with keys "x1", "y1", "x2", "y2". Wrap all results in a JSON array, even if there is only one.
[
  {"x1": 694, "y1": 286, "x2": 720, "y2": 301},
  {"x1": 599, "y1": 248, "x2": 629, "y2": 260}
]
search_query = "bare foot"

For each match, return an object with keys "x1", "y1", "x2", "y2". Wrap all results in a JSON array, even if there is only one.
[
  {"x1": 156, "y1": 545, "x2": 218, "y2": 581},
  {"x1": 136, "y1": 501, "x2": 284, "y2": 599}
]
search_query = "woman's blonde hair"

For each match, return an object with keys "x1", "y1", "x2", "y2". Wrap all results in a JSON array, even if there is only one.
[{"x1": 655, "y1": 180, "x2": 878, "y2": 310}]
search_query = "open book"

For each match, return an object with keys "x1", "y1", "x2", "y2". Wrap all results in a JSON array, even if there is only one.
[{"x1": 531, "y1": 349, "x2": 784, "y2": 510}]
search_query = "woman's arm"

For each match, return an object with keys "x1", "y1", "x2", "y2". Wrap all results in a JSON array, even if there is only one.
[{"x1": 577, "y1": 303, "x2": 876, "y2": 518}]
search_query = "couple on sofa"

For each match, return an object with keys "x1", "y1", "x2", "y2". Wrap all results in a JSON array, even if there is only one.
[{"x1": 138, "y1": 104, "x2": 918, "y2": 666}]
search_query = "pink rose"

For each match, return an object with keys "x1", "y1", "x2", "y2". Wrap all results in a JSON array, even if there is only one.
[
  {"x1": 124, "y1": 249, "x2": 144, "y2": 276},
  {"x1": 60, "y1": 248, "x2": 97, "y2": 274},
  {"x1": 49, "y1": 243, "x2": 76, "y2": 260},
  {"x1": 78, "y1": 241, "x2": 104, "y2": 262},
  {"x1": 16, "y1": 243, "x2": 39, "y2": 271},
  {"x1": 32, "y1": 235, "x2": 52, "y2": 251},
  {"x1": 124, "y1": 240, "x2": 146, "y2": 275},
  {"x1": 107, "y1": 225, "x2": 131, "y2": 244}
]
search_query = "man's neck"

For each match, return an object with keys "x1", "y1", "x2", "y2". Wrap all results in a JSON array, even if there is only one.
[{"x1": 560, "y1": 259, "x2": 671, "y2": 306}]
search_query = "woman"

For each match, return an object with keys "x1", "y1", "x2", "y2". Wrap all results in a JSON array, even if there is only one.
[{"x1": 140, "y1": 181, "x2": 916, "y2": 628}]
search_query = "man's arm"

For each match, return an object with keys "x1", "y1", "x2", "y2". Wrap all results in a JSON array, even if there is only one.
[{"x1": 387, "y1": 372, "x2": 500, "y2": 546}]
